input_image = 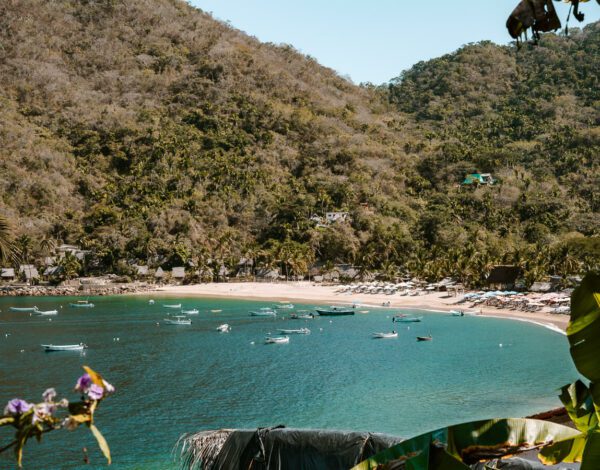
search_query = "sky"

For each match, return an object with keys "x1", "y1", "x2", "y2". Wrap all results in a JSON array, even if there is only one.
[{"x1": 189, "y1": 0, "x2": 600, "y2": 84}]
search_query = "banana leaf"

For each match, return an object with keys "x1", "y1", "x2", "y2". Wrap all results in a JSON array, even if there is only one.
[{"x1": 352, "y1": 419, "x2": 581, "y2": 470}]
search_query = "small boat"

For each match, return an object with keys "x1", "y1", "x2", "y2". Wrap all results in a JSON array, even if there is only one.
[
  {"x1": 290, "y1": 313, "x2": 315, "y2": 320},
  {"x1": 148, "y1": 299, "x2": 155, "y2": 305},
  {"x1": 372, "y1": 331, "x2": 398, "y2": 339},
  {"x1": 278, "y1": 328, "x2": 310, "y2": 335},
  {"x1": 70, "y1": 300, "x2": 95, "y2": 308},
  {"x1": 417, "y1": 335, "x2": 432, "y2": 342},
  {"x1": 216, "y1": 323, "x2": 231, "y2": 333},
  {"x1": 276, "y1": 304, "x2": 294, "y2": 309},
  {"x1": 9, "y1": 306, "x2": 38, "y2": 312},
  {"x1": 316, "y1": 306, "x2": 355, "y2": 316},
  {"x1": 34, "y1": 309, "x2": 58, "y2": 316},
  {"x1": 42, "y1": 343, "x2": 87, "y2": 352},
  {"x1": 265, "y1": 336, "x2": 289, "y2": 344},
  {"x1": 182, "y1": 309, "x2": 199, "y2": 315},
  {"x1": 211, "y1": 309, "x2": 222, "y2": 313},
  {"x1": 250, "y1": 308, "x2": 277, "y2": 317},
  {"x1": 450, "y1": 310, "x2": 464, "y2": 317},
  {"x1": 163, "y1": 316, "x2": 192, "y2": 325},
  {"x1": 163, "y1": 304, "x2": 182, "y2": 309},
  {"x1": 393, "y1": 315, "x2": 423, "y2": 323}
]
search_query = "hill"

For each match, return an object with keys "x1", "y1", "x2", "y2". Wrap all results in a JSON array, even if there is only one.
[{"x1": 0, "y1": 0, "x2": 598, "y2": 284}]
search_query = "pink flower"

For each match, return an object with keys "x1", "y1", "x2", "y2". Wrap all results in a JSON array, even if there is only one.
[
  {"x1": 88, "y1": 384, "x2": 104, "y2": 400},
  {"x1": 4, "y1": 399, "x2": 33, "y2": 416}
]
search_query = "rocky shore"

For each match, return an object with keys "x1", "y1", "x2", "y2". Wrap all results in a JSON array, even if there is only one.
[{"x1": 0, "y1": 283, "x2": 158, "y2": 297}]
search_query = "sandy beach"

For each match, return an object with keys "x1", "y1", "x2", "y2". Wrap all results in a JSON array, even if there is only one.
[{"x1": 149, "y1": 282, "x2": 569, "y2": 333}]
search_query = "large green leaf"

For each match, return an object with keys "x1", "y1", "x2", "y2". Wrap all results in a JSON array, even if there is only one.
[
  {"x1": 559, "y1": 380, "x2": 598, "y2": 433},
  {"x1": 352, "y1": 419, "x2": 580, "y2": 469},
  {"x1": 538, "y1": 434, "x2": 586, "y2": 464},
  {"x1": 580, "y1": 429, "x2": 600, "y2": 470},
  {"x1": 567, "y1": 273, "x2": 600, "y2": 383}
]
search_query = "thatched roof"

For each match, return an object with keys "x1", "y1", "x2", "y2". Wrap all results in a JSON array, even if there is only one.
[{"x1": 172, "y1": 267, "x2": 186, "y2": 278}]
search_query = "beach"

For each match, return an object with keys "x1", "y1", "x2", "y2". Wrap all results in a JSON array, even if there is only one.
[{"x1": 150, "y1": 282, "x2": 570, "y2": 333}]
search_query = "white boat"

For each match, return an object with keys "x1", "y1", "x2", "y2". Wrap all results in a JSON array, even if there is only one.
[
  {"x1": 265, "y1": 336, "x2": 289, "y2": 344},
  {"x1": 276, "y1": 304, "x2": 294, "y2": 309},
  {"x1": 211, "y1": 309, "x2": 222, "y2": 313},
  {"x1": 182, "y1": 309, "x2": 199, "y2": 315},
  {"x1": 42, "y1": 343, "x2": 87, "y2": 352},
  {"x1": 278, "y1": 328, "x2": 310, "y2": 335},
  {"x1": 372, "y1": 332, "x2": 398, "y2": 339},
  {"x1": 450, "y1": 310, "x2": 465, "y2": 317},
  {"x1": 291, "y1": 313, "x2": 315, "y2": 320},
  {"x1": 9, "y1": 306, "x2": 37, "y2": 312},
  {"x1": 148, "y1": 299, "x2": 155, "y2": 305},
  {"x1": 163, "y1": 316, "x2": 192, "y2": 325},
  {"x1": 34, "y1": 309, "x2": 58, "y2": 316},
  {"x1": 250, "y1": 308, "x2": 277, "y2": 317},
  {"x1": 216, "y1": 323, "x2": 231, "y2": 332},
  {"x1": 163, "y1": 303, "x2": 182, "y2": 309},
  {"x1": 70, "y1": 300, "x2": 95, "y2": 308}
]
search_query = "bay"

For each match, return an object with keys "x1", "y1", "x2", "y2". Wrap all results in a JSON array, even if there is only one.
[{"x1": 0, "y1": 295, "x2": 577, "y2": 469}]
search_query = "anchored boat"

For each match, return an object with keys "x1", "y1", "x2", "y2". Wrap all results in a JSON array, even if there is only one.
[
  {"x1": 372, "y1": 331, "x2": 398, "y2": 339},
  {"x1": 42, "y1": 343, "x2": 87, "y2": 352},
  {"x1": 393, "y1": 315, "x2": 422, "y2": 323},
  {"x1": 250, "y1": 308, "x2": 277, "y2": 317},
  {"x1": 34, "y1": 308, "x2": 58, "y2": 316},
  {"x1": 278, "y1": 328, "x2": 310, "y2": 335},
  {"x1": 182, "y1": 309, "x2": 200, "y2": 315},
  {"x1": 163, "y1": 303, "x2": 182, "y2": 309},
  {"x1": 265, "y1": 336, "x2": 289, "y2": 344},
  {"x1": 9, "y1": 306, "x2": 37, "y2": 312},
  {"x1": 216, "y1": 324, "x2": 231, "y2": 333},
  {"x1": 163, "y1": 316, "x2": 192, "y2": 325},
  {"x1": 315, "y1": 306, "x2": 355, "y2": 316},
  {"x1": 70, "y1": 300, "x2": 95, "y2": 308}
]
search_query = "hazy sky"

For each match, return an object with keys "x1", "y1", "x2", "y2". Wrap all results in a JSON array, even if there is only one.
[{"x1": 189, "y1": 1, "x2": 600, "y2": 84}]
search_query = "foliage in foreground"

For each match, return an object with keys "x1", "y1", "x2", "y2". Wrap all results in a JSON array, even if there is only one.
[
  {"x1": 353, "y1": 272, "x2": 600, "y2": 469},
  {"x1": 0, "y1": 366, "x2": 114, "y2": 467}
]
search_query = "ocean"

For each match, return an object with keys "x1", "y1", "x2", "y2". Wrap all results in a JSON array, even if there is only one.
[{"x1": 0, "y1": 295, "x2": 577, "y2": 469}]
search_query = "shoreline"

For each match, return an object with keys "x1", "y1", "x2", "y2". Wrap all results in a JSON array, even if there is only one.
[{"x1": 144, "y1": 282, "x2": 570, "y2": 333}]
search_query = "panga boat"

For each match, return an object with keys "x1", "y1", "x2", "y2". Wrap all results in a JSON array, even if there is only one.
[
  {"x1": 250, "y1": 308, "x2": 277, "y2": 317},
  {"x1": 417, "y1": 335, "x2": 432, "y2": 342},
  {"x1": 42, "y1": 343, "x2": 87, "y2": 352},
  {"x1": 278, "y1": 328, "x2": 310, "y2": 335},
  {"x1": 163, "y1": 316, "x2": 192, "y2": 325},
  {"x1": 182, "y1": 309, "x2": 199, "y2": 315},
  {"x1": 265, "y1": 336, "x2": 289, "y2": 344},
  {"x1": 276, "y1": 304, "x2": 294, "y2": 309},
  {"x1": 393, "y1": 315, "x2": 422, "y2": 323},
  {"x1": 34, "y1": 308, "x2": 58, "y2": 316},
  {"x1": 70, "y1": 300, "x2": 95, "y2": 308},
  {"x1": 211, "y1": 309, "x2": 222, "y2": 313},
  {"x1": 315, "y1": 306, "x2": 355, "y2": 316},
  {"x1": 216, "y1": 324, "x2": 231, "y2": 332},
  {"x1": 372, "y1": 331, "x2": 398, "y2": 339},
  {"x1": 9, "y1": 306, "x2": 38, "y2": 312},
  {"x1": 163, "y1": 303, "x2": 182, "y2": 309},
  {"x1": 290, "y1": 313, "x2": 314, "y2": 320},
  {"x1": 148, "y1": 299, "x2": 155, "y2": 305},
  {"x1": 450, "y1": 310, "x2": 464, "y2": 317}
]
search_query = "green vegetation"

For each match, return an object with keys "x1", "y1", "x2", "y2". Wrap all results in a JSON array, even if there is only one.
[{"x1": 0, "y1": 0, "x2": 598, "y2": 284}]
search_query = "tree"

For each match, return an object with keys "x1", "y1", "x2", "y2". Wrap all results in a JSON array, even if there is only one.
[
  {"x1": 58, "y1": 252, "x2": 81, "y2": 280},
  {"x1": 0, "y1": 215, "x2": 18, "y2": 265}
]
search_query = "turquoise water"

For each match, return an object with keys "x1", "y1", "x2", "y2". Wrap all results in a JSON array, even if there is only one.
[{"x1": 0, "y1": 296, "x2": 577, "y2": 469}]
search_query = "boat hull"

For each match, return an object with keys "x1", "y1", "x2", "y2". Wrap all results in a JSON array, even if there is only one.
[
  {"x1": 42, "y1": 344, "x2": 86, "y2": 351},
  {"x1": 316, "y1": 309, "x2": 354, "y2": 316}
]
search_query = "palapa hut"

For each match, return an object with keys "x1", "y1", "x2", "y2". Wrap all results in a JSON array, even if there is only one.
[
  {"x1": 1, "y1": 268, "x2": 15, "y2": 282},
  {"x1": 19, "y1": 264, "x2": 39, "y2": 283},
  {"x1": 172, "y1": 267, "x2": 186, "y2": 280},
  {"x1": 486, "y1": 265, "x2": 521, "y2": 290},
  {"x1": 154, "y1": 267, "x2": 165, "y2": 282}
]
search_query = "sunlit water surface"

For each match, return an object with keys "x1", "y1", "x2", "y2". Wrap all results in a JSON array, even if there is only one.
[{"x1": 0, "y1": 295, "x2": 577, "y2": 469}]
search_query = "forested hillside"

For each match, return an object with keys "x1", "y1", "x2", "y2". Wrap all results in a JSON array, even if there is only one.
[{"x1": 0, "y1": 0, "x2": 598, "y2": 284}]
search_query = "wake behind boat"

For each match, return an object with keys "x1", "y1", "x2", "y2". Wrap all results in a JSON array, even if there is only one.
[
  {"x1": 315, "y1": 306, "x2": 355, "y2": 316},
  {"x1": 372, "y1": 331, "x2": 398, "y2": 339},
  {"x1": 70, "y1": 300, "x2": 94, "y2": 308},
  {"x1": 9, "y1": 306, "x2": 37, "y2": 312},
  {"x1": 163, "y1": 316, "x2": 192, "y2": 325},
  {"x1": 278, "y1": 328, "x2": 310, "y2": 335},
  {"x1": 42, "y1": 343, "x2": 87, "y2": 352}
]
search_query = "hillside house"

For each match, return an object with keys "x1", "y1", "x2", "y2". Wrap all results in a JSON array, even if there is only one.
[
  {"x1": 462, "y1": 173, "x2": 496, "y2": 186},
  {"x1": 1, "y1": 268, "x2": 15, "y2": 282},
  {"x1": 325, "y1": 212, "x2": 350, "y2": 223}
]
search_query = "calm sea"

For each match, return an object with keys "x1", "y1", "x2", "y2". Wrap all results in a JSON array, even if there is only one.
[{"x1": 0, "y1": 295, "x2": 577, "y2": 469}]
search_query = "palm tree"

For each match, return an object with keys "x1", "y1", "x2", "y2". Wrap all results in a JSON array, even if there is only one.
[
  {"x1": 0, "y1": 215, "x2": 19, "y2": 264},
  {"x1": 59, "y1": 252, "x2": 81, "y2": 280}
]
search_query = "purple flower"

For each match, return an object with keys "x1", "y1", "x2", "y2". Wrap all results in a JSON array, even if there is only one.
[
  {"x1": 75, "y1": 374, "x2": 92, "y2": 393},
  {"x1": 32, "y1": 403, "x2": 54, "y2": 424},
  {"x1": 87, "y1": 384, "x2": 104, "y2": 400},
  {"x1": 4, "y1": 399, "x2": 33, "y2": 416},
  {"x1": 42, "y1": 388, "x2": 56, "y2": 403}
]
